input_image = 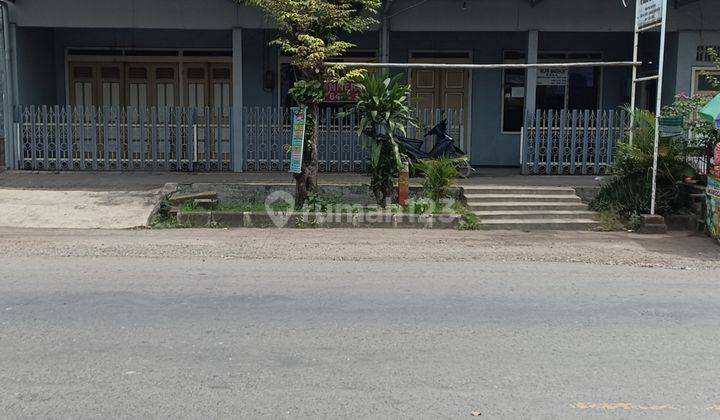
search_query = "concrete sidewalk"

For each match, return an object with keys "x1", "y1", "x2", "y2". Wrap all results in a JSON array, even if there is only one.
[
  {"x1": 0, "y1": 168, "x2": 602, "y2": 191},
  {"x1": 0, "y1": 169, "x2": 601, "y2": 229},
  {"x1": 0, "y1": 188, "x2": 161, "y2": 229}
]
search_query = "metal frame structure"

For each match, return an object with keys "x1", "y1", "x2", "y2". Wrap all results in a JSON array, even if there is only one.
[{"x1": 629, "y1": 0, "x2": 669, "y2": 215}]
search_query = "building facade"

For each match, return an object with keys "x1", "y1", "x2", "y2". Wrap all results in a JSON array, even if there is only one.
[{"x1": 1, "y1": 0, "x2": 719, "y2": 171}]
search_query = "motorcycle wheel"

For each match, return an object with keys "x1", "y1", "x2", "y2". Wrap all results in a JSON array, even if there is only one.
[{"x1": 457, "y1": 161, "x2": 474, "y2": 179}]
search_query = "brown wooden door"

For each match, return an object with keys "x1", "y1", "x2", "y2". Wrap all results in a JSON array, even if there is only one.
[{"x1": 409, "y1": 52, "x2": 470, "y2": 151}]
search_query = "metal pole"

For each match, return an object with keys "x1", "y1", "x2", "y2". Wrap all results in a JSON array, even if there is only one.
[
  {"x1": 326, "y1": 61, "x2": 642, "y2": 70},
  {"x1": 650, "y1": 0, "x2": 669, "y2": 216},
  {"x1": 629, "y1": 0, "x2": 640, "y2": 145}
]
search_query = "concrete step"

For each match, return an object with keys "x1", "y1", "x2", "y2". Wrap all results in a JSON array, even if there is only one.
[
  {"x1": 464, "y1": 194, "x2": 582, "y2": 203},
  {"x1": 193, "y1": 198, "x2": 218, "y2": 210},
  {"x1": 473, "y1": 210, "x2": 599, "y2": 220},
  {"x1": 169, "y1": 191, "x2": 218, "y2": 206},
  {"x1": 467, "y1": 201, "x2": 587, "y2": 211},
  {"x1": 467, "y1": 202, "x2": 589, "y2": 211},
  {"x1": 477, "y1": 218, "x2": 599, "y2": 231},
  {"x1": 462, "y1": 185, "x2": 577, "y2": 195}
]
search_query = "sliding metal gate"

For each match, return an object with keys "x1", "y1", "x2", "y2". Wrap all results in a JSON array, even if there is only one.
[
  {"x1": 521, "y1": 109, "x2": 629, "y2": 175},
  {"x1": 243, "y1": 107, "x2": 464, "y2": 173},
  {"x1": 15, "y1": 105, "x2": 465, "y2": 172},
  {"x1": 17, "y1": 105, "x2": 231, "y2": 171}
]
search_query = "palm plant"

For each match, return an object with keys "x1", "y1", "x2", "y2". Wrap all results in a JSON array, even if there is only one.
[
  {"x1": 354, "y1": 74, "x2": 417, "y2": 206},
  {"x1": 591, "y1": 107, "x2": 693, "y2": 216},
  {"x1": 414, "y1": 158, "x2": 459, "y2": 202}
]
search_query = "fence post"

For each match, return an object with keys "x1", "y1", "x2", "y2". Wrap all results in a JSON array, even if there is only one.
[
  {"x1": 231, "y1": 27, "x2": 244, "y2": 172},
  {"x1": 533, "y1": 110, "x2": 541, "y2": 175},
  {"x1": 188, "y1": 107, "x2": 195, "y2": 172},
  {"x1": 570, "y1": 110, "x2": 578, "y2": 175},
  {"x1": 593, "y1": 110, "x2": 602, "y2": 175},
  {"x1": 545, "y1": 110, "x2": 554, "y2": 175},
  {"x1": 606, "y1": 111, "x2": 615, "y2": 171},
  {"x1": 581, "y1": 110, "x2": 590, "y2": 175},
  {"x1": 66, "y1": 105, "x2": 73, "y2": 170},
  {"x1": 139, "y1": 107, "x2": 146, "y2": 170},
  {"x1": 90, "y1": 106, "x2": 98, "y2": 170},
  {"x1": 520, "y1": 112, "x2": 529, "y2": 175},
  {"x1": 54, "y1": 105, "x2": 61, "y2": 170},
  {"x1": 558, "y1": 110, "x2": 566, "y2": 175},
  {"x1": 115, "y1": 107, "x2": 121, "y2": 170},
  {"x1": 215, "y1": 107, "x2": 222, "y2": 171}
]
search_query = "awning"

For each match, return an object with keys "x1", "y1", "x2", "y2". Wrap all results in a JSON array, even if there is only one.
[{"x1": 699, "y1": 93, "x2": 720, "y2": 129}]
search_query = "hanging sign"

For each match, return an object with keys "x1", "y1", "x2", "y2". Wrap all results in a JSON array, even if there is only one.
[
  {"x1": 537, "y1": 68, "x2": 568, "y2": 86},
  {"x1": 658, "y1": 116, "x2": 684, "y2": 138},
  {"x1": 637, "y1": 0, "x2": 663, "y2": 29},
  {"x1": 289, "y1": 107, "x2": 307, "y2": 174},
  {"x1": 324, "y1": 82, "x2": 361, "y2": 103}
]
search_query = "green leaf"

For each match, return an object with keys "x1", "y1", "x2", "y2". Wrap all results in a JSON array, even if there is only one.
[{"x1": 371, "y1": 142, "x2": 381, "y2": 167}]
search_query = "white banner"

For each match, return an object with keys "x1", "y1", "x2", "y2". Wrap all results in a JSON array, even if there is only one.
[{"x1": 637, "y1": 0, "x2": 663, "y2": 28}]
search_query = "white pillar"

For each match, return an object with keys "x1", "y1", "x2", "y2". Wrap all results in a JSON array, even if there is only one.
[
  {"x1": 380, "y1": 17, "x2": 390, "y2": 76},
  {"x1": 231, "y1": 27, "x2": 244, "y2": 172},
  {"x1": 524, "y1": 30, "x2": 539, "y2": 120},
  {"x1": 2, "y1": 6, "x2": 16, "y2": 169}
]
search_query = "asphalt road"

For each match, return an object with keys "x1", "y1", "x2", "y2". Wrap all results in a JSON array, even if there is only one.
[{"x1": 1, "y1": 230, "x2": 720, "y2": 418}]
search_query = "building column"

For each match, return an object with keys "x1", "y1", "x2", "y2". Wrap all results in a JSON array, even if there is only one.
[
  {"x1": 380, "y1": 17, "x2": 390, "y2": 76},
  {"x1": 1, "y1": 6, "x2": 16, "y2": 169},
  {"x1": 231, "y1": 27, "x2": 244, "y2": 172},
  {"x1": 524, "y1": 30, "x2": 539, "y2": 121}
]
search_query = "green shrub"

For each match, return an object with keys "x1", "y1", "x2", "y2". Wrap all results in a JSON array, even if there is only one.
[
  {"x1": 594, "y1": 210, "x2": 625, "y2": 232},
  {"x1": 459, "y1": 212, "x2": 481, "y2": 230},
  {"x1": 304, "y1": 191, "x2": 347, "y2": 212},
  {"x1": 591, "y1": 108, "x2": 693, "y2": 217},
  {"x1": 415, "y1": 158, "x2": 459, "y2": 202}
]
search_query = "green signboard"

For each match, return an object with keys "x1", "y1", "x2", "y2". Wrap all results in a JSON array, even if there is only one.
[
  {"x1": 658, "y1": 116, "x2": 684, "y2": 138},
  {"x1": 289, "y1": 107, "x2": 307, "y2": 174}
]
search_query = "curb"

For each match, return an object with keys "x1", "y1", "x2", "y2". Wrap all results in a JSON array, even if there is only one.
[{"x1": 177, "y1": 211, "x2": 462, "y2": 229}]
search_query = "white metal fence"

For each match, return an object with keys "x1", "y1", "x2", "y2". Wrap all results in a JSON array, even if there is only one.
[
  {"x1": 522, "y1": 109, "x2": 629, "y2": 175},
  {"x1": 15, "y1": 105, "x2": 465, "y2": 172}
]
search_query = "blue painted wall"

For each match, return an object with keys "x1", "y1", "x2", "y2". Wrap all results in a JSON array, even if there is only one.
[
  {"x1": 16, "y1": 28, "x2": 57, "y2": 105},
  {"x1": 390, "y1": 31, "x2": 638, "y2": 166},
  {"x1": 12, "y1": 26, "x2": 686, "y2": 167}
]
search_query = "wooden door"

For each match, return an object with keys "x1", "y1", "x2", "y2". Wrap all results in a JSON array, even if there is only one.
[{"x1": 409, "y1": 53, "x2": 470, "y2": 151}]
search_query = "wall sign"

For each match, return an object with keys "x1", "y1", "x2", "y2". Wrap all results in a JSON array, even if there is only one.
[
  {"x1": 637, "y1": 0, "x2": 663, "y2": 28},
  {"x1": 324, "y1": 82, "x2": 360, "y2": 103},
  {"x1": 289, "y1": 107, "x2": 307, "y2": 174},
  {"x1": 537, "y1": 68, "x2": 568, "y2": 86}
]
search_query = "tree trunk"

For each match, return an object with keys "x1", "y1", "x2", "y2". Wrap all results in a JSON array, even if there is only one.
[{"x1": 293, "y1": 103, "x2": 320, "y2": 208}]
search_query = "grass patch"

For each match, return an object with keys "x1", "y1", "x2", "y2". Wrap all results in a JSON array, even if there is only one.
[
  {"x1": 458, "y1": 212, "x2": 481, "y2": 230},
  {"x1": 151, "y1": 196, "x2": 190, "y2": 229},
  {"x1": 594, "y1": 210, "x2": 626, "y2": 232}
]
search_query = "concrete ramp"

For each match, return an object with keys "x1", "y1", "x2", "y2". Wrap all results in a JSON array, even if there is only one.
[{"x1": 0, "y1": 188, "x2": 161, "y2": 229}]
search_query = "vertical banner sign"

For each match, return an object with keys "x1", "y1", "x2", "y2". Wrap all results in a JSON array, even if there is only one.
[
  {"x1": 707, "y1": 176, "x2": 720, "y2": 241},
  {"x1": 289, "y1": 106, "x2": 307, "y2": 174},
  {"x1": 637, "y1": 0, "x2": 663, "y2": 28}
]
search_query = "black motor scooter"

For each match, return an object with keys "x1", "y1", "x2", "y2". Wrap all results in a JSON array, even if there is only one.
[{"x1": 398, "y1": 120, "x2": 474, "y2": 178}]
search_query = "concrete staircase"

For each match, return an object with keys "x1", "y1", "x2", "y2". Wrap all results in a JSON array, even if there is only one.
[{"x1": 463, "y1": 185, "x2": 599, "y2": 230}]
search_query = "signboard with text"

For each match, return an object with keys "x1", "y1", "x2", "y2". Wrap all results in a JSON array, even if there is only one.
[
  {"x1": 324, "y1": 82, "x2": 361, "y2": 103},
  {"x1": 537, "y1": 68, "x2": 568, "y2": 86},
  {"x1": 289, "y1": 107, "x2": 307, "y2": 174},
  {"x1": 637, "y1": 0, "x2": 663, "y2": 28}
]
